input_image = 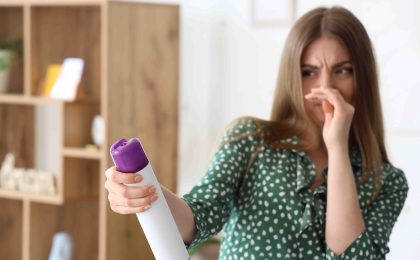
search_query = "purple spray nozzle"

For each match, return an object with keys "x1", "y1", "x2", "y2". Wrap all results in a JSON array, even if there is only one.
[{"x1": 110, "y1": 138, "x2": 149, "y2": 173}]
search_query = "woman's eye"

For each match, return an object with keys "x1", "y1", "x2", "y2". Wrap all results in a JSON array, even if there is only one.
[
  {"x1": 336, "y1": 68, "x2": 353, "y2": 76},
  {"x1": 302, "y1": 70, "x2": 315, "y2": 77}
]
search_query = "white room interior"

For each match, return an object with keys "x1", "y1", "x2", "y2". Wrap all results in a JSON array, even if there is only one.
[{"x1": 0, "y1": 0, "x2": 417, "y2": 259}]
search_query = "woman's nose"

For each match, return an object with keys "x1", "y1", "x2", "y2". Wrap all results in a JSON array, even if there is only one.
[{"x1": 319, "y1": 72, "x2": 333, "y2": 89}]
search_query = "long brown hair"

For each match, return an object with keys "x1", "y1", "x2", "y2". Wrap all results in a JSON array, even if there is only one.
[{"x1": 223, "y1": 6, "x2": 388, "y2": 201}]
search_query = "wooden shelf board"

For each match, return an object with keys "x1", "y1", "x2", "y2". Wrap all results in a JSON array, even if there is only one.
[
  {"x1": 0, "y1": 94, "x2": 63, "y2": 105},
  {"x1": 0, "y1": 1, "x2": 24, "y2": 6},
  {"x1": 0, "y1": 0, "x2": 103, "y2": 6},
  {"x1": 31, "y1": 0, "x2": 103, "y2": 5},
  {"x1": 0, "y1": 188, "x2": 63, "y2": 205},
  {"x1": 63, "y1": 147, "x2": 103, "y2": 160},
  {"x1": 0, "y1": 94, "x2": 98, "y2": 106}
]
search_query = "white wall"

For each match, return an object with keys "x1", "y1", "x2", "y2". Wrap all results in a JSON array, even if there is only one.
[
  {"x1": 35, "y1": 105, "x2": 60, "y2": 175},
  {"x1": 176, "y1": 0, "x2": 419, "y2": 259},
  {"x1": 177, "y1": 0, "x2": 291, "y2": 193}
]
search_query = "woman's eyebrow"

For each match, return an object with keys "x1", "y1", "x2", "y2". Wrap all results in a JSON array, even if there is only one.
[
  {"x1": 300, "y1": 60, "x2": 352, "y2": 69},
  {"x1": 301, "y1": 64, "x2": 318, "y2": 69},
  {"x1": 332, "y1": 60, "x2": 352, "y2": 69}
]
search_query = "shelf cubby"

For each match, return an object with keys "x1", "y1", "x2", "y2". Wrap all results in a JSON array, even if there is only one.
[
  {"x1": 0, "y1": 6, "x2": 24, "y2": 95},
  {"x1": 0, "y1": 198, "x2": 23, "y2": 260},
  {"x1": 30, "y1": 200, "x2": 99, "y2": 260},
  {"x1": 63, "y1": 101, "x2": 99, "y2": 148},
  {"x1": 30, "y1": 5, "x2": 101, "y2": 99},
  {"x1": 0, "y1": 104, "x2": 35, "y2": 169},
  {"x1": 63, "y1": 157, "x2": 99, "y2": 200},
  {"x1": 0, "y1": 102, "x2": 62, "y2": 203}
]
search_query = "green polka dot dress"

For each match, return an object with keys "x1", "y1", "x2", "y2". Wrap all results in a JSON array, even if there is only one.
[{"x1": 182, "y1": 118, "x2": 408, "y2": 259}]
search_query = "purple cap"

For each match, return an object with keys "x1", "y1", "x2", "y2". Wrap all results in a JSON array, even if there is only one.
[{"x1": 110, "y1": 138, "x2": 149, "y2": 173}]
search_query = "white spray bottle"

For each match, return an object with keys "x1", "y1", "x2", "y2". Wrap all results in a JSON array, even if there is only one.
[{"x1": 110, "y1": 138, "x2": 190, "y2": 260}]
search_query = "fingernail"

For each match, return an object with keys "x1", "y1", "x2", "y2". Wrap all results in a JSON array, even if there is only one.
[
  {"x1": 143, "y1": 205, "x2": 151, "y2": 210},
  {"x1": 151, "y1": 194, "x2": 158, "y2": 201},
  {"x1": 149, "y1": 186, "x2": 156, "y2": 193},
  {"x1": 134, "y1": 175, "x2": 142, "y2": 182}
]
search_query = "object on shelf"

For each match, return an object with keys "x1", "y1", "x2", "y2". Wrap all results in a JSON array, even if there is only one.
[
  {"x1": 0, "y1": 153, "x2": 56, "y2": 195},
  {"x1": 41, "y1": 64, "x2": 62, "y2": 96},
  {"x1": 91, "y1": 115, "x2": 104, "y2": 148},
  {"x1": 0, "y1": 38, "x2": 23, "y2": 93},
  {"x1": 0, "y1": 49, "x2": 13, "y2": 93},
  {"x1": 85, "y1": 144, "x2": 100, "y2": 151},
  {"x1": 0, "y1": 153, "x2": 18, "y2": 189},
  {"x1": 48, "y1": 232, "x2": 73, "y2": 260},
  {"x1": 49, "y1": 58, "x2": 84, "y2": 101}
]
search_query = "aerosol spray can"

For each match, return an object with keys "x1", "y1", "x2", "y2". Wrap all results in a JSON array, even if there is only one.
[{"x1": 110, "y1": 138, "x2": 189, "y2": 260}]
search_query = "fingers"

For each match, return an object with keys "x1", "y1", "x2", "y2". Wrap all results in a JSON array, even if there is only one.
[
  {"x1": 310, "y1": 87, "x2": 343, "y2": 98},
  {"x1": 110, "y1": 204, "x2": 152, "y2": 214},
  {"x1": 305, "y1": 93, "x2": 335, "y2": 117},
  {"x1": 108, "y1": 191, "x2": 158, "y2": 208},
  {"x1": 107, "y1": 186, "x2": 158, "y2": 214},
  {"x1": 105, "y1": 178, "x2": 155, "y2": 199},
  {"x1": 104, "y1": 165, "x2": 160, "y2": 215},
  {"x1": 105, "y1": 166, "x2": 143, "y2": 184},
  {"x1": 305, "y1": 88, "x2": 352, "y2": 114},
  {"x1": 305, "y1": 89, "x2": 341, "y2": 109},
  {"x1": 322, "y1": 100, "x2": 334, "y2": 114}
]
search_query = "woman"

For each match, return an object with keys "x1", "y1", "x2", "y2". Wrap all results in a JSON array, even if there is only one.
[{"x1": 104, "y1": 6, "x2": 408, "y2": 259}]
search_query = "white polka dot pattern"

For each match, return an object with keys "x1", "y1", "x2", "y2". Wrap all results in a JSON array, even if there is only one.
[{"x1": 182, "y1": 118, "x2": 408, "y2": 259}]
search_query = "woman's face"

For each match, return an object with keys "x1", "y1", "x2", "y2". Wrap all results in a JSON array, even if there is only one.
[{"x1": 301, "y1": 36, "x2": 355, "y2": 127}]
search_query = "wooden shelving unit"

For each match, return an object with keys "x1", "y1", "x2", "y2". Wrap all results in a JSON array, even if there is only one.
[{"x1": 0, "y1": 1, "x2": 179, "y2": 259}]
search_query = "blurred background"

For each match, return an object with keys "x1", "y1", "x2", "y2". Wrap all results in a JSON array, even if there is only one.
[{"x1": 0, "y1": 0, "x2": 418, "y2": 259}]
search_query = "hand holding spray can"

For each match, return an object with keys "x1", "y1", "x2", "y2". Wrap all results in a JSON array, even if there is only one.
[{"x1": 110, "y1": 138, "x2": 189, "y2": 260}]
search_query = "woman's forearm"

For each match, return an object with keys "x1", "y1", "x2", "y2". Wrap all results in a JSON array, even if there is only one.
[
  {"x1": 326, "y1": 146, "x2": 365, "y2": 255},
  {"x1": 161, "y1": 185, "x2": 197, "y2": 244}
]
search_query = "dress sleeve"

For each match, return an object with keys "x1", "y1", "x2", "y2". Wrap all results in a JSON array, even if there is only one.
[
  {"x1": 182, "y1": 118, "x2": 261, "y2": 250},
  {"x1": 326, "y1": 166, "x2": 409, "y2": 259}
]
